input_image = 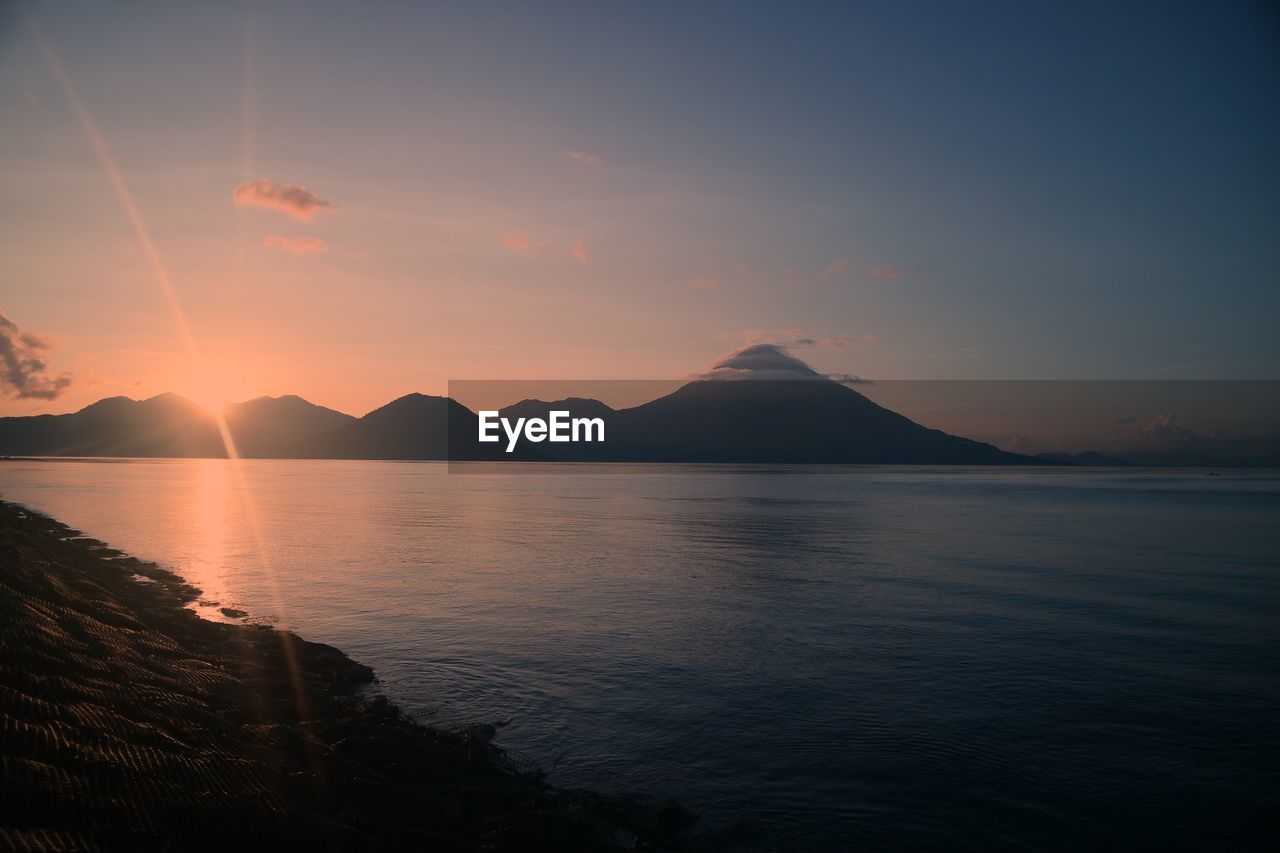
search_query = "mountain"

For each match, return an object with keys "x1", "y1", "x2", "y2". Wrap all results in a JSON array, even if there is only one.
[
  {"x1": 0, "y1": 393, "x2": 223, "y2": 457},
  {"x1": 534, "y1": 380, "x2": 1041, "y2": 464},
  {"x1": 298, "y1": 393, "x2": 546, "y2": 461},
  {"x1": 223, "y1": 395, "x2": 355, "y2": 457},
  {"x1": 0, "y1": 381, "x2": 1038, "y2": 463},
  {"x1": 0, "y1": 393, "x2": 353, "y2": 458}
]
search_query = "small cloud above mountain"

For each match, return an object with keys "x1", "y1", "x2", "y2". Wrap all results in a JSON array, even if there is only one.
[
  {"x1": 696, "y1": 343, "x2": 872, "y2": 386},
  {"x1": 695, "y1": 343, "x2": 822, "y2": 381},
  {"x1": 501, "y1": 231, "x2": 551, "y2": 254},
  {"x1": 730, "y1": 328, "x2": 851, "y2": 348},
  {"x1": 233, "y1": 179, "x2": 334, "y2": 221},
  {"x1": 820, "y1": 259, "x2": 853, "y2": 279},
  {"x1": 263, "y1": 235, "x2": 330, "y2": 256},
  {"x1": 561, "y1": 149, "x2": 601, "y2": 167},
  {"x1": 1140, "y1": 412, "x2": 1201, "y2": 442}
]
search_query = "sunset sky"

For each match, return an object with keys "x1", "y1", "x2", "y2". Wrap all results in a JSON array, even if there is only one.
[{"x1": 2, "y1": 1, "x2": 1278, "y2": 417}]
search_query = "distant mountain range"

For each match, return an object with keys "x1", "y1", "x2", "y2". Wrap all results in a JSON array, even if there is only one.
[
  {"x1": 0, "y1": 392, "x2": 536, "y2": 461},
  {"x1": 0, "y1": 379, "x2": 1043, "y2": 464},
  {"x1": 500, "y1": 381, "x2": 1034, "y2": 464},
  {"x1": 0, "y1": 378, "x2": 1236, "y2": 465}
]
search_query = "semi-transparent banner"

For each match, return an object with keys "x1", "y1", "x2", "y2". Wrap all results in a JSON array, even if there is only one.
[{"x1": 439, "y1": 379, "x2": 1280, "y2": 469}]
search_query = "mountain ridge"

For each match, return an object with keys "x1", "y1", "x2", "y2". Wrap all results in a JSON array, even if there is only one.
[{"x1": 0, "y1": 382, "x2": 1184, "y2": 465}]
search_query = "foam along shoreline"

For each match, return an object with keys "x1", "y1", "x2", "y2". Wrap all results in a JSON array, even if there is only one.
[{"x1": 0, "y1": 500, "x2": 699, "y2": 851}]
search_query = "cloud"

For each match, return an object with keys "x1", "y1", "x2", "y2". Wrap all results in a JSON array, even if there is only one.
[
  {"x1": 696, "y1": 340, "x2": 872, "y2": 385},
  {"x1": 820, "y1": 259, "x2": 915, "y2": 281},
  {"x1": 233, "y1": 179, "x2": 334, "y2": 221},
  {"x1": 263, "y1": 235, "x2": 330, "y2": 256},
  {"x1": 0, "y1": 311, "x2": 73, "y2": 400},
  {"x1": 689, "y1": 277, "x2": 720, "y2": 289},
  {"x1": 731, "y1": 328, "x2": 851, "y2": 348},
  {"x1": 1004, "y1": 432, "x2": 1036, "y2": 453},
  {"x1": 1141, "y1": 412, "x2": 1200, "y2": 442},
  {"x1": 502, "y1": 231, "x2": 551, "y2": 254},
  {"x1": 694, "y1": 343, "x2": 823, "y2": 381},
  {"x1": 868, "y1": 265, "x2": 904, "y2": 280},
  {"x1": 827, "y1": 373, "x2": 874, "y2": 386},
  {"x1": 820, "y1": 258, "x2": 853, "y2": 279},
  {"x1": 561, "y1": 149, "x2": 601, "y2": 167},
  {"x1": 794, "y1": 337, "x2": 850, "y2": 348},
  {"x1": 569, "y1": 238, "x2": 589, "y2": 266}
]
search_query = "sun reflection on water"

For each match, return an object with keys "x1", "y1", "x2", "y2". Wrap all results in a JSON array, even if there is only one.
[{"x1": 187, "y1": 458, "x2": 233, "y2": 620}]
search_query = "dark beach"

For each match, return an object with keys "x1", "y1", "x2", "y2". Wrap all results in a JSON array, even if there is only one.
[{"x1": 0, "y1": 499, "x2": 695, "y2": 851}]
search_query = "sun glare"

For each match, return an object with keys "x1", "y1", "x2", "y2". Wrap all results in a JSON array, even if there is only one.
[
  {"x1": 188, "y1": 367, "x2": 247, "y2": 414},
  {"x1": 190, "y1": 391, "x2": 231, "y2": 414}
]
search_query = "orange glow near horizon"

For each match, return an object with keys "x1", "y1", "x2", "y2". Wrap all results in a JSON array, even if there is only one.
[{"x1": 186, "y1": 364, "x2": 252, "y2": 414}]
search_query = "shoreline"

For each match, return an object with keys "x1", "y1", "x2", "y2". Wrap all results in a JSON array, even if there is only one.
[{"x1": 0, "y1": 499, "x2": 697, "y2": 851}]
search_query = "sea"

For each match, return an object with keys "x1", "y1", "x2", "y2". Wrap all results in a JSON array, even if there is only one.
[{"x1": 2, "y1": 459, "x2": 1277, "y2": 850}]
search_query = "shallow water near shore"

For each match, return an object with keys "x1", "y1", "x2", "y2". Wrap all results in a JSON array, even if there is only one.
[{"x1": 3, "y1": 459, "x2": 1278, "y2": 849}]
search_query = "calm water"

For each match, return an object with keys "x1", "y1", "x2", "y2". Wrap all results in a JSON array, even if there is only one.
[{"x1": 2, "y1": 460, "x2": 1277, "y2": 850}]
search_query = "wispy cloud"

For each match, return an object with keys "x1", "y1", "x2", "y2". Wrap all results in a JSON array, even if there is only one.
[
  {"x1": 501, "y1": 231, "x2": 551, "y2": 254},
  {"x1": 1141, "y1": 412, "x2": 1200, "y2": 442},
  {"x1": 0, "y1": 311, "x2": 73, "y2": 400},
  {"x1": 819, "y1": 259, "x2": 913, "y2": 282},
  {"x1": 689, "y1": 277, "x2": 720, "y2": 289},
  {"x1": 561, "y1": 149, "x2": 601, "y2": 167},
  {"x1": 827, "y1": 373, "x2": 874, "y2": 386},
  {"x1": 569, "y1": 238, "x2": 589, "y2": 266},
  {"x1": 233, "y1": 179, "x2": 334, "y2": 221},
  {"x1": 263, "y1": 235, "x2": 330, "y2": 256},
  {"x1": 729, "y1": 328, "x2": 851, "y2": 348},
  {"x1": 868, "y1": 265, "x2": 904, "y2": 280},
  {"x1": 820, "y1": 258, "x2": 853, "y2": 279}
]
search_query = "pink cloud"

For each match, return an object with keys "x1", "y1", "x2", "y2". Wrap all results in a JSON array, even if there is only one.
[
  {"x1": 233, "y1": 179, "x2": 334, "y2": 221},
  {"x1": 569, "y1": 238, "x2": 589, "y2": 266},
  {"x1": 689, "y1": 277, "x2": 720, "y2": 289},
  {"x1": 263, "y1": 235, "x2": 330, "y2": 256},
  {"x1": 820, "y1": 258, "x2": 853, "y2": 279},
  {"x1": 561, "y1": 149, "x2": 602, "y2": 167},
  {"x1": 502, "y1": 232, "x2": 551, "y2": 254},
  {"x1": 868, "y1": 265, "x2": 904, "y2": 280}
]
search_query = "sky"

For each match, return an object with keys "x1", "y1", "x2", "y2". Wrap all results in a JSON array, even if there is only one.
[{"x1": 1, "y1": 0, "x2": 1278, "y2": 417}]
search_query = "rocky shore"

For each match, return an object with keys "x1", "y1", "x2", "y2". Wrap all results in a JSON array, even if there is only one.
[{"x1": 0, "y1": 500, "x2": 696, "y2": 851}]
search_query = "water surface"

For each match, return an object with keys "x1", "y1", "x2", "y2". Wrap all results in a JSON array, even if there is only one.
[{"x1": 2, "y1": 460, "x2": 1276, "y2": 849}]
